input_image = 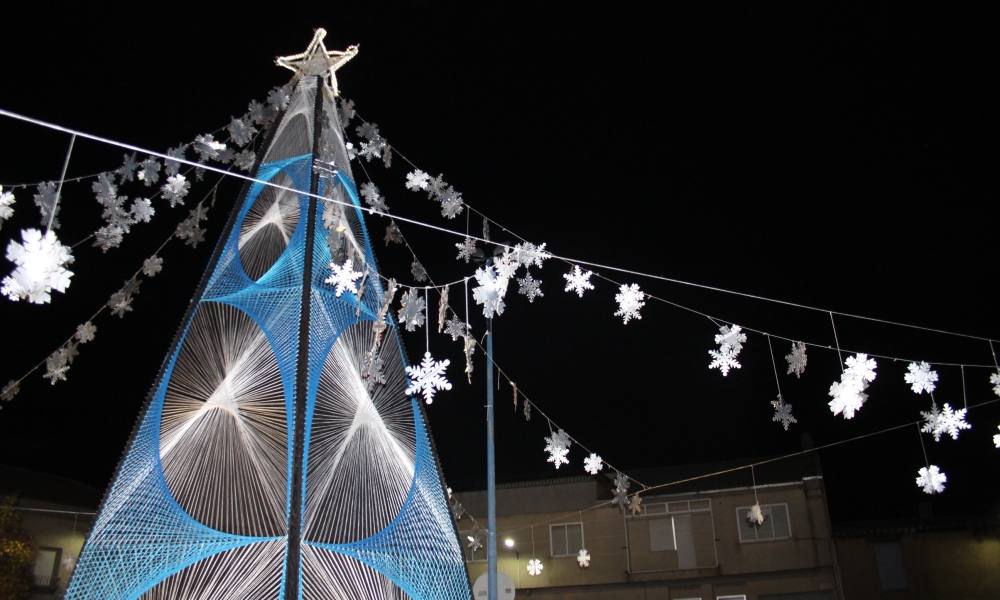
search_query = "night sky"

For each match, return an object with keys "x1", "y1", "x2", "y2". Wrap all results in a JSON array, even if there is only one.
[{"x1": 1, "y1": 3, "x2": 997, "y2": 524}]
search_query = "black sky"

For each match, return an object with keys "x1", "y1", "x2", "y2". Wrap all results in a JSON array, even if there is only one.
[{"x1": 0, "y1": 3, "x2": 997, "y2": 523}]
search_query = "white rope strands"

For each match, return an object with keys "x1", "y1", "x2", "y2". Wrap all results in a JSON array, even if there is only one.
[
  {"x1": 141, "y1": 540, "x2": 286, "y2": 599},
  {"x1": 238, "y1": 171, "x2": 301, "y2": 280}
]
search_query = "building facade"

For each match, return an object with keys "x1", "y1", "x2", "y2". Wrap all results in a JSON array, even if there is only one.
[{"x1": 454, "y1": 459, "x2": 840, "y2": 600}]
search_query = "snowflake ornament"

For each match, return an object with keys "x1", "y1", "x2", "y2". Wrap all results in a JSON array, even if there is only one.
[
  {"x1": 916, "y1": 464, "x2": 947, "y2": 495},
  {"x1": 359, "y1": 182, "x2": 388, "y2": 214},
  {"x1": 227, "y1": 118, "x2": 256, "y2": 147},
  {"x1": 526, "y1": 558, "x2": 543, "y2": 577},
  {"x1": 828, "y1": 353, "x2": 877, "y2": 419},
  {"x1": 175, "y1": 204, "x2": 208, "y2": 247},
  {"x1": 440, "y1": 192, "x2": 464, "y2": 219},
  {"x1": 405, "y1": 351, "x2": 452, "y2": 404},
  {"x1": 517, "y1": 273, "x2": 544, "y2": 302},
  {"x1": 0, "y1": 186, "x2": 15, "y2": 228},
  {"x1": 921, "y1": 401, "x2": 971, "y2": 441},
  {"x1": 325, "y1": 259, "x2": 364, "y2": 297},
  {"x1": 94, "y1": 225, "x2": 124, "y2": 253},
  {"x1": 990, "y1": 371, "x2": 1000, "y2": 398},
  {"x1": 161, "y1": 174, "x2": 190, "y2": 207},
  {"x1": 466, "y1": 531, "x2": 483, "y2": 553},
  {"x1": 577, "y1": 548, "x2": 591, "y2": 568},
  {"x1": 583, "y1": 453, "x2": 604, "y2": 475},
  {"x1": 444, "y1": 316, "x2": 467, "y2": 341},
  {"x1": 2, "y1": 228, "x2": 75, "y2": 304},
  {"x1": 118, "y1": 153, "x2": 139, "y2": 183},
  {"x1": 563, "y1": 265, "x2": 595, "y2": 297},
  {"x1": 708, "y1": 324, "x2": 747, "y2": 376},
  {"x1": 771, "y1": 395, "x2": 798, "y2": 430},
  {"x1": 108, "y1": 283, "x2": 137, "y2": 318},
  {"x1": 384, "y1": 221, "x2": 403, "y2": 245},
  {"x1": 405, "y1": 169, "x2": 430, "y2": 191},
  {"x1": 905, "y1": 361, "x2": 938, "y2": 395},
  {"x1": 455, "y1": 237, "x2": 477, "y2": 263},
  {"x1": 544, "y1": 429, "x2": 571, "y2": 469},
  {"x1": 33, "y1": 182, "x2": 60, "y2": 229},
  {"x1": 130, "y1": 198, "x2": 155, "y2": 223},
  {"x1": 234, "y1": 149, "x2": 256, "y2": 172},
  {"x1": 75, "y1": 321, "x2": 97, "y2": 344},
  {"x1": 472, "y1": 264, "x2": 509, "y2": 319},
  {"x1": 613, "y1": 283, "x2": 645, "y2": 324},
  {"x1": 746, "y1": 503, "x2": 766, "y2": 527},
  {"x1": 993, "y1": 425, "x2": 1000, "y2": 449},
  {"x1": 628, "y1": 494, "x2": 643, "y2": 516},
  {"x1": 410, "y1": 259, "x2": 428, "y2": 283},
  {"x1": 193, "y1": 134, "x2": 226, "y2": 161},
  {"x1": 42, "y1": 346, "x2": 72, "y2": 385},
  {"x1": 513, "y1": 242, "x2": 549, "y2": 269},
  {"x1": 138, "y1": 157, "x2": 161, "y2": 186},
  {"x1": 1, "y1": 380, "x2": 19, "y2": 404},
  {"x1": 785, "y1": 341, "x2": 807, "y2": 378},
  {"x1": 142, "y1": 255, "x2": 163, "y2": 277},
  {"x1": 611, "y1": 472, "x2": 630, "y2": 511},
  {"x1": 463, "y1": 334, "x2": 476, "y2": 382},
  {"x1": 397, "y1": 288, "x2": 427, "y2": 332}
]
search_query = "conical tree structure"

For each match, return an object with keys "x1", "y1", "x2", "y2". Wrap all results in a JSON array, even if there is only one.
[{"x1": 66, "y1": 35, "x2": 472, "y2": 600}]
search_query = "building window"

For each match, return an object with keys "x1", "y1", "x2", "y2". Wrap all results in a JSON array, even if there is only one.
[
  {"x1": 873, "y1": 541, "x2": 907, "y2": 591},
  {"x1": 549, "y1": 522, "x2": 584, "y2": 557},
  {"x1": 32, "y1": 546, "x2": 61, "y2": 590},
  {"x1": 736, "y1": 503, "x2": 791, "y2": 542},
  {"x1": 460, "y1": 531, "x2": 486, "y2": 562}
]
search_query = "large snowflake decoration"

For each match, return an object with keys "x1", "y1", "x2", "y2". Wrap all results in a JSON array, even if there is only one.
[
  {"x1": 583, "y1": 453, "x2": 604, "y2": 475},
  {"x1": 444, "y1": 316, "x2": 467, "y2": 341},
  {"x1": 544, "y1": 429, "x2": 571, "y2": 469},
  {"x1": 472, "y1": 264, "x2": 509, "y2": 319},
  {"x1": 0, "y1": 186, "x2": 15, "y2": 227},
  {"x1": 513, "y1": 242, "x2": 549, "y2": 269},
  {"x1": 138, "y1": 157, "x2": 161, "y2": 186},
  {"x1": 234, "y1": 149, "x2": 256, "y2": 172},
  {"x1": 708, "y1": 324, "x2": 747, "y2": 376},
  {"x1": 42, "y1": 346, "x2": 73, "y2": 385},
  {"x1": 526, "y1": 558, "x2": 543, "y2": 577},
  {"x1": 193, "y1": 134, "x2": 226, "y2": 161},
  {"x1": 990, "y1": 371, "x2": 1000, "y2": 398},
  {"x1": 325, "y1": 259, "x2": 364, "y2": 297},
  {"x1": 517, "y1": 273, "x2": 544, "y2": 303},
  {"x1": 130, "y1": 198, "x2": 155, "y2": 223},
  {"x1": 916, "y1": 464, "x2": 947, "y2": 495},
  {"x1": 397, "y1": 288, "x2": 426, "y2": 332},
  {"x1": 921, "y1": 401, "x2": 971, "y2": 441},
  {"x1": 577, "y1": 548, "x2": 591, "y2": 568},
  {"x1": 771, "y1": 395, "x2": 798, "y2": 430},
  {"x1": 455, "y1": 237, "x2": 477, "y2": 263},
  {"x1": 611, "y1": 472, "x2": 630, "y2": 511},
  {"x1": 785, "y1": 341, "x2": 808, "y2": 378},
  {"x1": 405, "y1": 351, "x2": 452, "y2": 404},
  {"x1": 828, "y1": 353, "x2": 877, "y2": 419},
  {"x1": 405, "y1": 169, "x2": 430, "y2": 191},
  {"x1": 905, "y1": 361, "x2": 938, "y2": 395},
  {"x1": 440, "y1": 192, "x2": 464, "y2": 219},
  {"x1": 563, "y1": 265, "x2": 595, "y2": 297},
  {"x1": 993, "y1": 425, "x2": 1000, "y2": 449},
  {"x1": 161, "y1": 174, "x2": 190, "y2": 207},
  {"x1": 2, "y1": 228, "x2": 75, "y2": 304},
  {"x1": 613, "y1": 283, "x2": 645, "y2": 324},
  {"x1": 33, "y1": 181, "x2": 60, "y2": 229},
  {"x1": 746, "y1": 503, "x2": 766, "y2": 527},
  {"x1": 227, "y1": 117, "x2": 256, "y2": 147}
]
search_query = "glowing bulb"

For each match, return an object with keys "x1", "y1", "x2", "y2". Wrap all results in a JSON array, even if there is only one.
[{"x1": 504, "y1": 538, "x2": 515, "y2": 549}]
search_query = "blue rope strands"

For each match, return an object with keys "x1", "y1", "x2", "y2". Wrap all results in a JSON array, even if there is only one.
[{"x1": 67, "y1": 73, "x2": 471, "y2": 598}]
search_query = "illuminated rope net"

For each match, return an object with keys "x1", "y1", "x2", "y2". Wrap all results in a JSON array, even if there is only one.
[{"x1": 66, "y1": 75, "x2": 471, "y2": 599}]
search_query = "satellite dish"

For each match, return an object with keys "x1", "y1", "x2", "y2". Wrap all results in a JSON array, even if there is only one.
[{"x1": 473, "y1": 572, "x2": 516, "y2": 600}]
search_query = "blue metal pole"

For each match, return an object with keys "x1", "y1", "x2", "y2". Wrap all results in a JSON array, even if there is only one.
[{"x1": 486, "y1": 317, "x2": 498, "y2": 600}]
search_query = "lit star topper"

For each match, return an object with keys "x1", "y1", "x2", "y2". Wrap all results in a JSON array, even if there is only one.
[{"x1": 276, "y1": 28, "x2": 359, "y2": 96}]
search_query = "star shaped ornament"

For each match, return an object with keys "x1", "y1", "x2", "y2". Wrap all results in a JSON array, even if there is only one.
[{"x1": 276, "y1": 28, "x2": 358, "y2": 96}]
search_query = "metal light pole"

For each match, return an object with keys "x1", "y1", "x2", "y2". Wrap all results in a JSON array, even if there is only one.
[{"x1": 486, "y1": 315, "x2": 498, "y2": 600}]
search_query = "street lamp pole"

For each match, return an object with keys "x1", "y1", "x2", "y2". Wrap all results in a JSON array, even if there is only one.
[{"x1": 486, "y1": 315, "x2": 498, "y2": 600}]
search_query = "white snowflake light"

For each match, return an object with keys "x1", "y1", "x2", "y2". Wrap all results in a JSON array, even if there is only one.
[
  {"x1": 563, "y1": 265, "x2": 594, "y2": 297},
  {"x1": 443, "y1": 316, "x2": 467, "y2": 342},
  {"x1": 544, "y1": 428, "x2": 571, "y2": 469},
  {"x1": 325, "y1": 259, "x2": 364, "y2": 297},
  {"x1": 990, "y1": 371, "x2": 1000, "y2": 398},
  {"x1": 613, "y1": 283, "x2": 645, "y2": 324},
  {"x1": 455, "y1": 237, "x2": 477, "y2": 263},
  {"x1": 513, "y1": 242, "x2": 549, "y2": 269},
  {"x1": 1, "y1": 228, "x2": 75, "y2": 304},
  {"x1": 405, "y1": 169, "x2": 430, "y2": 191},
  {"x1": 576, "y1": 548, "x2": 591, "y2": 568},
  {"x1": 785, "y1": 341, "x2": 807, "y2": 378},
  {"x1": 405, "y1": 351, "x2": 452, "y2": 404},
  {"x1": 193, "y1": 134, "x2": 227, "y2": 161},
  {"x1": 746, "y1": 503, "x2": 766, "y2": 527},
  {"x1": 75, "y1": 321, "x2": 97, "y2": 344},
  {"x1": 916, "y1": 464, "x2": 947, "y2": 495},
  {"x1": 517, "y1": 273, "x2": 543, "y2": 302},
  {"x1": 472, "y1": 264, "x2": 509, "y2": 319},
  {"x1": 161, "y1": 174, "x2": 190, "y2": 207},
  {"x1": 583, "y1": 453, "x2": 604, "y2": 475},
  {"x1": 771, "y1": 395, "x2": 798, "y2": 431},
  {"x1": 708, "y1": 324, "x2": 747, "y2": 376},
  {"x1": 920, "y1": 402, "x2": 971, "y2": 442},
  {"x1": 828, "y1": 353, "x2": 877, "y2": 419},
  {"x1": 904, "y1": 361, "x2": 938, "y2": 395},
  {"x1": 0, "y1": 186, "x2": 15, "y2": 226},
  {"x1": 526, "y1": 558, "x2": 543, "y2": 577}
]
